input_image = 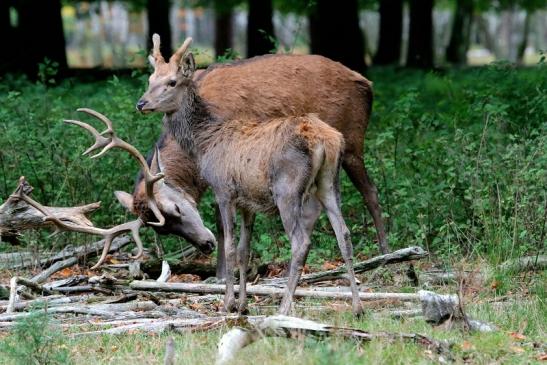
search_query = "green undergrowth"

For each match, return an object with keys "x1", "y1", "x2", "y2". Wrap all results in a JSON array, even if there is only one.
[
  {"x1": 0, "y1": 63, "x2": 545, "y2": 268},
  {"x1": 0, "y1": 293, "x2": 544, "y2": 365}
]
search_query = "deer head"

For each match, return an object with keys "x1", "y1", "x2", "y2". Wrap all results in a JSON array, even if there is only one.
[
  {"x1": 136, "y1": 34, "x2": 196, "y2": 114},
  {"x1": 115, "y1": 146, "x2": 216, "y2": 254}
]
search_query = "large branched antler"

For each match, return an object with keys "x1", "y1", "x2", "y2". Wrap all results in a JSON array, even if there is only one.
[
  {"x1": 61, "y1": 108, "x2": 166, "y2": 269},
  {"x1": 12, "y1": 109, "x2": 167, "y2": 270}
]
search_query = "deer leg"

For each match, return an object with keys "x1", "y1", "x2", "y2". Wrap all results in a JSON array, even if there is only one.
[
  {"x1": 273, "y1": 187, "x2": 311, "y2": 315},
  {"x1": 214, "y1": 204, "x2": 226, "y2": 280},
  {"x1": 302, "y1": 196, "x2": 322, "y2": 236},
  {"x1": 237, "y1": 211, "x2": 255, "y2": 314},
  {"x1": 316, "y1": 178, "x2": 364, "y2": 316},
  {"x1": 217, "y1": 199, "x2": 237, "y2": 313},
  {"x1": 342, "y1": 153, "x2": 389, "y2": 254}
]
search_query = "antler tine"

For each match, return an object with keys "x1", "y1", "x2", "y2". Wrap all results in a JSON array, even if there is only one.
[
  {"x1": 89, "y1": 219, "x2": 145, "y2": 270},
  {"x1": 169, "y1": 37, "x2": 193, "y2": 65},
  {"x1": 64, "y1": 119, "x2": 111, "y2": 157},
  {"x1": 77, "y1": 108, "x2": 114, "y2": 132}
]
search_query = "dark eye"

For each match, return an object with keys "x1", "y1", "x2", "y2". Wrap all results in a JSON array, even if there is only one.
[{"x1": 168, "y1": 80, "x2": 177, "y2": 87}]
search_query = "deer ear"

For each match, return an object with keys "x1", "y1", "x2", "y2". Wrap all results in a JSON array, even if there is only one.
[
  {"x1": 148, "y1": 54, "x2": 156, "y2": 68},
  {"x1": 115, "y1": 191, "x2": 135, "y2": 214},
  {"x1": 150, "y1": 145, "x2": 165, "y2": 174},
  {"x1": 181, "y1": 53, "x2": 195, "y2": 78}
]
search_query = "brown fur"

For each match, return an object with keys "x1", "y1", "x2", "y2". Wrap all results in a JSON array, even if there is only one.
[{"x1": 133, "y1": 52, "x2": 387, "y2": 256}]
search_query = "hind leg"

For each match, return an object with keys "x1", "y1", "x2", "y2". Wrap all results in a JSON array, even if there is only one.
[
  {"x1": 342, "y1": 152, "x2": 389, "y2": 254},
  {"x1": 237, "y1": 210, "x2": 255, "y2": 314},
  {"x1": 316, "y1": 173, "x2": 364, "y2": 315},
  {"x1": 217, "y1": 199, "x2": 237, "y2": 313},
  {"x1": 272, "y1": 174, "x2": 313, "y2": 315}
]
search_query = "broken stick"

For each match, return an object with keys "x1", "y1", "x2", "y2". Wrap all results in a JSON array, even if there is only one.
[
  {"x1": 261, "y1": 246, "x2": 428, "y2": 286},
  {"x1": 130, "y1": 281, "x2": 420, "y2": 302}
]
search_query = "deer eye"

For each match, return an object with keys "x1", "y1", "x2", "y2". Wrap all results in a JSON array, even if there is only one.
[{"x1": 167, "y1": 80, "x2": 177, "y2": 87}]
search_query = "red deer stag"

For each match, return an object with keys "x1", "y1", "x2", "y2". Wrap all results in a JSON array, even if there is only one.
[
  {"x1": 119, "y1": 34, "x2": 389, "y2": 275},
  {"x1": 136, "y1": 35, "x2": 363, "y2": 316}
]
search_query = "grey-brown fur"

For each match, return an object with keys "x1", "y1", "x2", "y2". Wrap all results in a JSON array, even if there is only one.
[{"x1": 137, "y1": 37, "x2": 363, "y2": 315}]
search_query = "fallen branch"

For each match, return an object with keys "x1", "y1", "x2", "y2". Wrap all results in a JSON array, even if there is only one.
[
  {"x1": 216, "y1": 315, "x2": 452, "y2": 365},
  {"x1": 261, "y1": 246, "x2": 428, "y2": 286},
  {"x1": 0, "y1": 177, "x2": 99, "y2": 241},
  {"x1": 31, "y1": 257, "x2": 79, "y2": 284},
  {"x1": 1, "y1": 236, "x2": 132, "y2": 270},
  {"x1": 130, "y1": 281, "x2": 420, "y2": 302},
  {"x1": 6, "y1": 277, "x2": 53, "y2": 313},
  {"x1": 499, "y1": 255, "x2": 547, "y2": 273}
]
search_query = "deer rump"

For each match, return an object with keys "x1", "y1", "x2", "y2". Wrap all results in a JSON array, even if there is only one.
[
  {"x1": 198, "y1": 114, "x2": 345, "y2": 215},
  {"x1": 127, "y1": 53, "x2": 387, "y2": 260}
]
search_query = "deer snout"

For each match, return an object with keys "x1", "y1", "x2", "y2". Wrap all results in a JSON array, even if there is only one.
[{"x1": 136, "y1": 99, "x2": 148, "y2": 112}]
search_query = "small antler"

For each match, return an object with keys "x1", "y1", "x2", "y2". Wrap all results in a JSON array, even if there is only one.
[
  {"x1": 52, "y1": 108, "x2": 167, "y2": 269},
  {"x1": 169, "y1": 37, "x2": 193, "y2": 66},
  {"x1": 152, "y1": 33, "x2": 165, "y2": 65}
]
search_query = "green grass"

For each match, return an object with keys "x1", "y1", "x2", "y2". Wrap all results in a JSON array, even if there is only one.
[{"x1": 1, "y1": 292, "x2": 544, "y2": 365}]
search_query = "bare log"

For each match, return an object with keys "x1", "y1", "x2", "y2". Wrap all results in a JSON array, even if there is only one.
[
  {"x1": 261, "y1": 246, "x2": 428, "y2": 286},
  {"x1": 499, "y1": 255, "x2": 547, "y2": 273},
  {"x1": 0, "y1": 177, "x2": 100, "y2": 239},
  {"x1": 6, "y1": 277, "x2": 55, "y2": 314},
  {"x1": 130, "y1": 281, "x2": 420, "y2": 302},
  {"x1": 216, "y1": 315, "x2": 452, "y2": 365},
  {"x1": 0, "y1": 301, "x2": 162, "y2": 322},
  {"x1": 1, "y1": 236, "x2": 132, "y2": 270},
  {"x1": 31, "y1": 257, "x2": 78, "y2": 284}
]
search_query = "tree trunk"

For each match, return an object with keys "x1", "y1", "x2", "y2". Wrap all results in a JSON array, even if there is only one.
[
  {"x1": 406, "y1": 0, "x2": 434, "y2": 68},
  {"x1": 309, "y1": 0, "x2": 367, "y2": 74},
  {"x1": 446, "y1": 0, "x2": 473, "y2": 64},
  {"x1": 0, "y1": 0, "x2": 15, "y2": 73},
  {"x1": 374, "y1": 0, "x2": 403, "y2": 65},
  {"x1": 517, "y1": 11, "x2": 531, "y2": 64},
  {"x1": 215, "y1": 9, "x2": 233, "y2": 58},
  {"x1": 16, "y1": 0, "x2": 67, "y2": 76},
  {"x1": 247, "y1": 0, "x2": 275, "y2": 57},
  {"x1": 147, "y1": 0, "x2": 172, "y2": 58}
]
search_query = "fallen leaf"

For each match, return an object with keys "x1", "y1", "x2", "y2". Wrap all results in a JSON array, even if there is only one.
[
  {"x1": 537, "y1": 353, "x2": 547, "y2": 361},
  {"x1": 509, "y1": 332, "x2": 526, "y2": 341},
  {"x1": 461, "y1": 341, "x2": 475, "y2": 351}
]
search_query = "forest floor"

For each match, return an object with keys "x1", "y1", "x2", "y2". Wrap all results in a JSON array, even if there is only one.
[{"x1": 0, "y1": 255, "x2": 545, "y2": 365}]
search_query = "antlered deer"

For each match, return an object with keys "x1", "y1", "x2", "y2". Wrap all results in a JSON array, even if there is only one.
[
  {"x1": 136, "y1": 35, "x2": 363, "y2": 315},
  {"x1": 120, "y1": 36, "x2": 389, "y2": 261}
]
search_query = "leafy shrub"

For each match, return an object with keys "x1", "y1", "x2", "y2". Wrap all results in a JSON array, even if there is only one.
[{"x1": 0, "y1": 310, "x2": 72, "y2": 365}]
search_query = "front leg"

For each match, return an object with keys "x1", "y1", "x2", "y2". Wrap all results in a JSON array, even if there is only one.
[
  {"x1": 237, "y1": 211, "x2": 255, "y2": 314},
  {"x1": 214, "y1": 204, "x2": 226, "y2": 280},
  {"x1": 217, "y1": 199, "x2": 237, "y2": 313}
]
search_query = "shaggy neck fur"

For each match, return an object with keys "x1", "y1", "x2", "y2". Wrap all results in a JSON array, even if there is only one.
[{"x1": 163, "y1": 83, "x2": 217, "y2": 158}]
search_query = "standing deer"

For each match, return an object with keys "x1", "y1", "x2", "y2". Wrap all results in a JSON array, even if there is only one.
[
  {"x1": 118, "y1": 34, "x2": 389, "y2": 276},
  {"x1": 136, "y1": 35, "x2": 363, "y2": 315}
]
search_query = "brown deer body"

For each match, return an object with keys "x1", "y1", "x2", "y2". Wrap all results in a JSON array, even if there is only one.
[
  {"x1": 136, "y1": 36, "x2": 363, "y2": 315},
  {"x1": 122, "y1": 48, "x2": 389, "y2": 262}
]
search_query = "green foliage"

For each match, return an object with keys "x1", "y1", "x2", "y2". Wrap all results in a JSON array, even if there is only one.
[
  {"x1": 0, "y1": 310, "x2": 72, "y2": 365},
  {"x1": 0, "y1": 64, "x2": 545, "y2": 265}
]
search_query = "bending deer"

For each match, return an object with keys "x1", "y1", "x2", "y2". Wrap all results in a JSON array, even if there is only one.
[
  {"x1": 136, "y1": 35, "x2": 363, "y2": 315},
  {"x1": 119, "y1": 37, "x2": 389, "y2": 268}
]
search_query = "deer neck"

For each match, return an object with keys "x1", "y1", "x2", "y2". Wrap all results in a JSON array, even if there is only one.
[{"x1": 163, "y1": 83, "x2": 215, "y2": 159}]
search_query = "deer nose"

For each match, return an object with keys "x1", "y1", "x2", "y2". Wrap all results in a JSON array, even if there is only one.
[{"x1": 136, "y1": 100, "x2": 148, "y2": 111}]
